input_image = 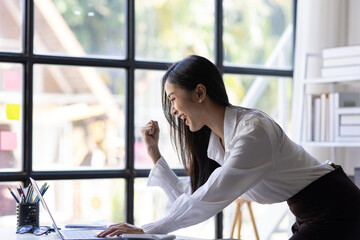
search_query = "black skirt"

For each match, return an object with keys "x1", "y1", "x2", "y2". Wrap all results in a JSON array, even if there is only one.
[{"x1": 287, "y1": 165, "x2": 360, "y2": 240}]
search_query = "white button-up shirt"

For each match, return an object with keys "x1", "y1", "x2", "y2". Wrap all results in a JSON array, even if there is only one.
[{"x1": 142, "y1": 106, "x2": 333, "y2": 234}]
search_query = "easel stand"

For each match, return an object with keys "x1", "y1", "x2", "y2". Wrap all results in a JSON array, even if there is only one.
[{"x1": 230, "y1": 198, "x2": 260, "y2": 240}]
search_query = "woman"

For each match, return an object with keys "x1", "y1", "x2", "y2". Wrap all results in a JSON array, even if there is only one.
[{"x1": 98, "y1": 55, "x2": 360, "y2": 239}]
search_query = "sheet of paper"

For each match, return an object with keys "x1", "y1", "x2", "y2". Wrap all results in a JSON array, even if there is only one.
[
  {"x1": 0, "y1": 131, "x2": 17, "y2": 151},
  {"x1": 6, "y1": 104, "x2": 20, "y2": 120},
  {"x1": 3, "y1": 71, "x2": 21, "y2": 90}
]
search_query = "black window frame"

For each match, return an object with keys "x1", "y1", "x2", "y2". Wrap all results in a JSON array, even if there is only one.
[{"x1": 0, "y1": 0, "x2": 297, "y2": 238}]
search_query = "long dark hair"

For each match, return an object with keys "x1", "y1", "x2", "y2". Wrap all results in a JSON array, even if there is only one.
[{"x1": 161, "y1": 55, "x2": 231, "y2": 193}]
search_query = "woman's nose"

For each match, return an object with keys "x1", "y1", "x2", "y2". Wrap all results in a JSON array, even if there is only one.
[{"x1": 171, "y1": 107, "x2": 178, "y2": 116}]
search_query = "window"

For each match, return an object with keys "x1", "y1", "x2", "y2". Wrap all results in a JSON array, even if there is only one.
[
  {"x1": 0, "y1": 0, "x2": 23, "y2": 53},
  {"x1": 0, "y1": 0, "x2": 295, "y2": 238}
]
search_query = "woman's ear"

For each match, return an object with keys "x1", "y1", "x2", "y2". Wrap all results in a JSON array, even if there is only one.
[{"x1": 195, "y1": 84, "x2": 206, "y2": 103}]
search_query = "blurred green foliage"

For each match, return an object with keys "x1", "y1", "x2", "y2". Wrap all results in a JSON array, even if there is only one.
[
  {"x1": 52, "y1": 0, "x2": 291, "y2": 67},
  {"x1": 135, "y1": 0, "x2": 214, "y2": 61},
  {"x1": 53, "y1": 0, "x2": 125, "y2": 56},
  {"x1": 223, "y1": 0, "x2": 292, "y2": 66}
]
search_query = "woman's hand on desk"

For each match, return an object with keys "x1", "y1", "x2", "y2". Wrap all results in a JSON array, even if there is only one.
[
  {"x1": 141, "y1": 120, "x2": 162, "y2": 164},
  {"x1": 97, "y1": 222, "x2": 144, "y2": 237}
]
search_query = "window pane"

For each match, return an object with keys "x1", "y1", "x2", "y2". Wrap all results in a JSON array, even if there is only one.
[
  {"x1": 223, "y1": 0, "x2": 293, "y2": 69},
  {"x1": 224, "y1": 74, "x2": 293, "y2": 133},
  {"x1": 135, "y1": 0, "x2": 214, "y2": 62},
  {"x1": 33, "y1": 65, "x2": 126, "y2": 170},
  {"x1": 34, "y1": 0, "x2": 126, "y2": 58},
  {"x1": 34, "y1": 179, "x2": 125, "y2": 227},
  {"x1": 134, "y1": 70, "x2": 181, "y2": 169},
  {"x1": 0, "y1": 182, "x2": 21, "y2": 227},
  {"x1": 134, "y1": 178, "x2": 215, "y2": 239},
  {"x1": 0, "y1": 64, "x2": 23, "y2": 171},
  {"x1": 0, "y1": 0, "x2": 23, "y2": 53}
]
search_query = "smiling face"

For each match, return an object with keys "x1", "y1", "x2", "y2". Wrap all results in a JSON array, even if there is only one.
[{"x1": 164, "y1": 80, "x2": 204, "y2": 132}]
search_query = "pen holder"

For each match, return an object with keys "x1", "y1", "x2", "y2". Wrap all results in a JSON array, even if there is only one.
[{"x1": 17, "y1": 202, "x2": 39, "y2": 231}]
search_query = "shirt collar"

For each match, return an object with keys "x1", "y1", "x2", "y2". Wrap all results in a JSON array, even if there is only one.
[
  {"x1": 207, "y1": 106, "x2": 238, "y2": 165},
  {"x1": 207, "y1": 131, "x2": 224, "y2": 164},
  {"x1": 224, "y1": 106, "x2": 238, "y2": 146}
]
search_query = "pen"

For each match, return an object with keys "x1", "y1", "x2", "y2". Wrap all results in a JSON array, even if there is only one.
[
  {"x1": 34, "y1": 184, "x2": 44, "y2": 203},
  {"x1": 41, "y1": 185, "x2": 49, "y2": 196},
  {"x1": 16, "y1": 188, "x2": 21, "y2": 198},
  {"x1": 34, "y1": 183, "x2": 48, "y2": 203},
  {"x1": 16, "y1": 188, "x2": 24, "y2": 203},
  {"x1": 7, "y1": 186, "x2": 19, "y2": 203},
  {"x1": 25, "y1": 186, "x2": 29, "y2": 203},
  {"x1": 19, "y1": 184, "x2": 26, "y2": 200},
  {"x1": 25, "y1": 186, "x2": 33, "y2": 203},
  {"x1": 29, "y1": 187, "x2": 34, "y2": 203}
]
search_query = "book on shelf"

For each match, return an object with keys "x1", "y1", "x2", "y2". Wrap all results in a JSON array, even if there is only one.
[
  {"x1": 321, "y1": 45, "x2": 360, "y2": 78},
  {"x1": 322, "y1": 45, "x2": 360, "y2": 59},
  {"x1": 337, "y1": 124, "x2": 360, "y2": 142},
  {"x1": 340, "y1": 114, "x2": 360, "y2": 125},
  {"x1": 335, "y1": 92, "x2": 360, "y2": 142},
  {"x1": 306, "y1": 94, "x2": 313, "y2": 141},
  {"x1": 306, "y1": 94, "x2": 330, "y2": 142},
  {"x1": 320, "y1": 93, "x2": 329, "y2": 141},
  {"x1": 306, "y1": 92, "x2": 360, "y2": 142},
  {"x1": 328, "y1": 93, "x2": 335, "y2": 141},
  {"x1": 321, "y1": 65, "x2": 360, "y2": 78},
  {"x1": 336, "y1": 107, "x2": 360, "y2": 114},
  {"x1": 336, "y1": 113, "x2": 360, "y2": 142},
  {"x1": 314, "y1": 97, "x2": 321, "y2": 141},
  {"x1": 339, "y1": 125, "x2": 360, "y2": 136},
  {"x1": 323, "y1": 56, "x2": 360, "y2": 67}
]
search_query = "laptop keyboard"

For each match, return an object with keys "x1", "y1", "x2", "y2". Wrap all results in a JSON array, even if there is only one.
[{"x1": 61, "y1": 230, "x2": 100, "y2": 239}]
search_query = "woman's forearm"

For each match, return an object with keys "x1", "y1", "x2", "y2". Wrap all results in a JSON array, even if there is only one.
[{"x1": 147, "y1": 146, "x2": 161, "y2": 165}]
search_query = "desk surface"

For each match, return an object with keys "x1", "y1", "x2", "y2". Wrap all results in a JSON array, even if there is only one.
[
  {"x1": 0, "y1": 228, "x2": 238, "y2": 240},
  {"x1": 0, "y1": 228, "x2": 59, "y2": 240}
]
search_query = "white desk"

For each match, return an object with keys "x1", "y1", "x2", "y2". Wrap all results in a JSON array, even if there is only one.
[
  {"x1": 0, "y1": 228, "x2": 237, "y2": 240},
  {"x1": 0, "y1": 228, "x2": 60, "y2": 239}
]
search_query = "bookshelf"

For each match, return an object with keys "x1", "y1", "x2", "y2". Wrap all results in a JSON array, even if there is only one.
[
  {"x1": 304, "y1": 75, "x2": 360, "y2": 85},
  {"x1": 300, "y1": 48, "x2": 360, "y2": 156}
]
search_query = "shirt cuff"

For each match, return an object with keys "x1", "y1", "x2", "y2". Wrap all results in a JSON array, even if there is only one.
[
  {"x1": 141, "y1": 216, "x2": 179, "y2": 234},
  {"x1": 147, "y1": 157, "x2": 180, "y2": 192}
]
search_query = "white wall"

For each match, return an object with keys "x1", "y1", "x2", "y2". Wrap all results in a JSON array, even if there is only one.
[
  {"x1": 292, "y1": 0, "x2": 360, "y2": 175},
  {"x1": 348, "y1": 0, "x2": 360, "y2": 45}
]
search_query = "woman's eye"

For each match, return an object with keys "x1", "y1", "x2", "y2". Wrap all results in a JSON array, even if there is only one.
[{"x1": 170, "y1": 98, "x2": 175, "y2": 102}]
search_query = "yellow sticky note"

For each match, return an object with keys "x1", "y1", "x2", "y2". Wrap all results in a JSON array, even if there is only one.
[{"x1": 6, "y1": 104, "x2": 20, "y2": 120}]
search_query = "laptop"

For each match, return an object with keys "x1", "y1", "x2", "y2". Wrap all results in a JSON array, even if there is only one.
[
  {"x1": 30, "y1": 177, "x2": 118, "y2": 239},
  {"x1": 30, "y1": 178, "x2": 176, "y2": 240}
]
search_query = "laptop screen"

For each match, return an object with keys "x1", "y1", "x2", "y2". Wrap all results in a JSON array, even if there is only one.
[{"x1": 30, "y1": 177, "x2": 63, "y2": 239}]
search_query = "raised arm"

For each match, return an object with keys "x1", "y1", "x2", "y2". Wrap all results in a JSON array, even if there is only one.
[
  {"x1": 141, "y1": 120, "x2": 191, "y2": 202},
  {"x1": 141, "y1": 120, "x2": 162, "y2": 164},
  {"x1": 142, "y1": 124, "x2": 273, "y2": 234}
]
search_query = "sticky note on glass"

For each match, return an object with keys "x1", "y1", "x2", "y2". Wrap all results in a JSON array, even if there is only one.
[
  {"x1": 6, "y1": 104, "x2": 20, "y2": 120},
  {"x1": 0, "y1": 131, "x2": 17, "y2": 151},
  {"x1": 3, "y1": 71, "x2": 21, "y2": 90}
]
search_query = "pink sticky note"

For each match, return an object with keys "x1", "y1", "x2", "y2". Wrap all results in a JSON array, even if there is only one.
[
  {"x1": 0, "y1": 131, "x2": 17, "y2": 151},
  {"x1": 3, "y1": 71, "x2": 21, "y2": 90}
]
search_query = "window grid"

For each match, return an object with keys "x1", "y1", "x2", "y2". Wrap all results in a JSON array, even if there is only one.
[{"x1": 0, "y1": 0, "x2": 296, "y2": 238}]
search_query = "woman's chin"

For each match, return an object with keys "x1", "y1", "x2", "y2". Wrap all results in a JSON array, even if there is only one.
[
  {"x1": 187, "y1": 122, "x2": 202, "y2": 132},
  {"x1": 185, "y1": 120, "x2": 194, "y2": 131}
]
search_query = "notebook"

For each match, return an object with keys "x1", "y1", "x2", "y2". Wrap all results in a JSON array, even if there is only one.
[{"x1": 30, "y1": 177, "x2": 175, "y2": 240}]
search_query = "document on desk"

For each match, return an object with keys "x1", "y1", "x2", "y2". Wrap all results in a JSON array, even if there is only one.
[{"x1": 65, "y1": 224, "x2": 108, "y2": 230}]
